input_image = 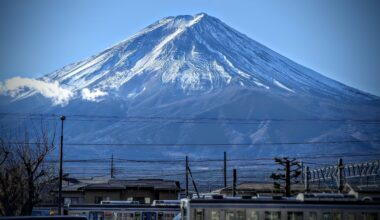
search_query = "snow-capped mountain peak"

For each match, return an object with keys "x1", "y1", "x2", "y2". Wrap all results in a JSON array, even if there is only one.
[{"x1": 1, "y1": 13, "x2": 376, "y2": 105}]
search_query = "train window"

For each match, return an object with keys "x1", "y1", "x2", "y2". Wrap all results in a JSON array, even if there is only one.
[
  {"x1": 124, "y1": 213, "x2": 129, "y2": 220},
  {"x1": 225, "y1": 210, "x2": 234, "y2": 220},
  {"x1": 362, "y1": 213, "x2": 378, "y2": 220},
  {"x1": 104, "y1": 211, "x2": 113, "y2": 220},
  {"x1": 195, "y1": 209, "x2": 204, "y2": 220},
  {"x1": 164, "y1": 213, "x2": 175, "y2": 220},
  {"x1": 236, "y1": 209, "x2": 246, "y2": 220},
  {"x1": 247, "y1": 210, "x2": 259, "y2": 220},
  {"x1": 211, "y1": 210, "x2": 221, "y2": 220},
  {"x1": 141, "y1": 212, "x2": 149, "y2": 220},
  {"x1": 158, "y1": 212, "x2": 164, "y2": 220},
  {"x1": 265, "y1": 211, "x2": 281, "y2": 220},
  {"x1": 322, "y1": 212, "x2": 332, "y2": 220},
  {"x1": 333, "y1": 213, "x2": 342, "y2": 220},
  {"x1": 287, "y1": 212, "x2": 303, "y2": 220},
  {"x1": 347, "y1": 213, "x2": 356, "y2": 220},
  {"x1": 134, "y1": 212, "x2": 141, "y2": 220},
  {"x1": 123, "y1": 212, "x2": 134, "y2": 220},
  {"x1": 89, "y1": 212, "x2": 104, "y2": 220},
  {"x1": 308, "y1": 212, "x2": 317, "y2": 220},
  {"x1": 116, "y1": 213, "x2": 123, "y2": 220},
  {"x1": 142, "y1": 212, "x2": 157, "y2": 220}
]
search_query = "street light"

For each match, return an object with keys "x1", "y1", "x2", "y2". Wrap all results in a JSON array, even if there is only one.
[{"x1": 58, "y1": 115, "x2": 65, "y2": 215}]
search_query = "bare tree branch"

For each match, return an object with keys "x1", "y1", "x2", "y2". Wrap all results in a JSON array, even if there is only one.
[{"x1": 0, "y1": 120, "x2": 56, "y2": 216}]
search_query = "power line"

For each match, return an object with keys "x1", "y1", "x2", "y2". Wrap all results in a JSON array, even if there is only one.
[
  {"x1": 43, "y1": 152, "x2": 380, "y2": 166},
  {"x1": 45, "y1": 152, "x2": 380, "y2": 164},
  {"x1": 7, "y1": 139, "x2": 380, "y2": 147},
  {"x1": 1, "y1": 112, "x2": 379, "y2": 124},
  {"x1": 56, "y1": 157, "x2": 380, "y2": 173}
]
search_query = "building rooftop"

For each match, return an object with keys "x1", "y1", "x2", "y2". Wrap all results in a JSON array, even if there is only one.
[
  {"x1": 213, "y1": 181, "x2": 337, "y2": 196},
  {"x1": 52, "y1": 177, "x2": 181, "y2": 192}
]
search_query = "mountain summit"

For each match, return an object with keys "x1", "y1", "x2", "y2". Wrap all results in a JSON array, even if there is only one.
[
  {"x1": 1, "y1": 13, "x2": 379, "y2": 164},
  {"x1": 39, "y1": 13, "x2": 373, "y2": 102}
]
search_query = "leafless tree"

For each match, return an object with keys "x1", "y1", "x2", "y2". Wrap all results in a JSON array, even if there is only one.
[
  {"x1": 0, "y1": 121, "x2": 56, "y2": 216},
  {"x1": 0, "y1": 147, "x2": 9, "y2": 166}
]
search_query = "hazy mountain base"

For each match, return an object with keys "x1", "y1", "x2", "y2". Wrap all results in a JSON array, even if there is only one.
[{"x1": 1, "y1": 85, "x2": 379, "y2": 160}]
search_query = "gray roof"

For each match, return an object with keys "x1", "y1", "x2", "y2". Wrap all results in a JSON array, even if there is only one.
[
  {"x1": 54, "y1": 177, "x2": 180, "y2": 192},
  {"x1": 62, "y1": 183, "x2": 87, "y2": 192},
  {"x1": 110, "y1": 179, "x2": 180, "y2": 191},
  {"x1": 80, "y1": 182, "x2": 126, "y2": 190}
]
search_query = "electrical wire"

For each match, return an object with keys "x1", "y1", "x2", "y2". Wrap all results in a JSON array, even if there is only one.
[
  {"x1": 1, "y1": 112, "x2": 380, "y2": 124},
  {"x1": 6, "y1": 139, "x2": 380, "y2": 147}
]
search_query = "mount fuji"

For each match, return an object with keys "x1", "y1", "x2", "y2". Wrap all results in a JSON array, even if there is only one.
[{"x1": 1, "y1": 13, "x2": 380, "y2": 168}]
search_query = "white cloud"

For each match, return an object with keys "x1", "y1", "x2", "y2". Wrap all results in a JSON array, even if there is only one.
[
  {"x1": 81, "y1": 88, "x2": 107, "y2": 102},
  {"x1": 0, "y1": 77, "x2": 73, "y2": 105}
]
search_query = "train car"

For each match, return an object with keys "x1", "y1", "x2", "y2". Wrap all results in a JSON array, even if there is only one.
[
  {"x1": 33, "y1": 203, "x2": 180, "y2": 220},
  {"x1": 180, "y1": 194, "x2": 380, "y2": 220}
]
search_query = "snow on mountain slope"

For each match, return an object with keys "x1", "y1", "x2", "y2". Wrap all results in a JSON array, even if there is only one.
[{"x1": 16, "y1": 12, "x2": 372, "y2": 105}]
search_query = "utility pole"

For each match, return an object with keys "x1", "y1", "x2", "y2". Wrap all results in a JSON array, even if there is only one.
[
  {"x1": 224, "y1": 152, "x2": 227, "y2": 188},
  {"x1": 300, "y1": 161, "x2": 304, "y2": 183},
  {"x1": 305, "y1": 166, "x2": 310, "y2": 193},
  {"x1": 232, "y1": 169, "x2": 237, "y2": 197},
  {"x1": 110, "y1": 154, "x2": 115, "y2": 178},
  {"x1": 187, "y1": 165, "x2": 200, "y2": 198},
  {"x1": 337, "y1": 158, "x2": 344, "y2": 193},
  {"x1": 58, "y1": 115, "x2": 65, "y2": 215},
  {"x1": 270, "y1": 157, "x2": 302, "y2": 197},
  {"x1": 285, "y1": 160, "x2": 290, "y2": 197},
  {"x1": 185, "y1": 155, "x2": 189, "y2": 198}
]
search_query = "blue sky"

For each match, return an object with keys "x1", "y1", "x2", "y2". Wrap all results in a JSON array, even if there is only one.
[{"x1": 1, "y1": 0, "x2": 379, "y2": 95}]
